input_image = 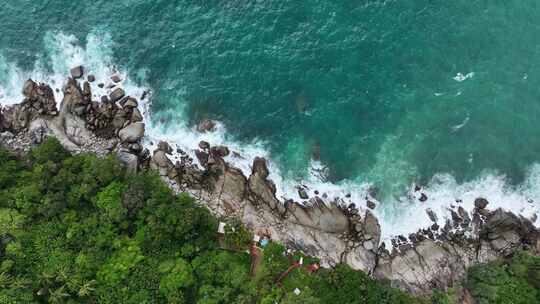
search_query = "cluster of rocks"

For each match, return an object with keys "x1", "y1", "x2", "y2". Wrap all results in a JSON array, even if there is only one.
[
  {"x1": 196, "y1": 118, "x2": 216, "y2": 133},
  {"x1": 63, "y1": 69, "x2": 143, "y2": 139},
  {"x1": 1, "y1": 79, "x2": 57, "y2": 135},
  {"x1": 63, "y1": 67, "x2": 149, "y2": 170},
  {"x1": 146, "y1": 138, "x2": 382, "y2": 272},
  {"x1": 0, "y1": 67, "x2": 145, "y2": 159},
  {"x1": 385, "y1": 198, "x2": 526, "y2": 255},
  {"x1": 375, "y1": 200, "x2": 539, "y2": 294},
  {"x1": 1, "y1": 70, "x2": 538, "y2": 297}
]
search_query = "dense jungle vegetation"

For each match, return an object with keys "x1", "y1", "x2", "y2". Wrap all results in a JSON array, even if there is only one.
[{"x1": 0, "y1": 138, "x2": 538, "y2": 303}]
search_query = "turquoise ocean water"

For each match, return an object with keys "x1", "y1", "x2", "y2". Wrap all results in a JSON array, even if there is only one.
[{"x1": 1, "y1": 1, "x2": 539, "y2": 238}]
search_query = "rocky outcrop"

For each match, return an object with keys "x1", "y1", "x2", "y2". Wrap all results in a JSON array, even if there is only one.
[
  {"x1": 248, "y1": 157, "x2": 286, "y2": 215},
  {"x1": 286, "y1": 198, "x2": 349, "y2": 233},
  {"x1": 1, "y1": 79, "x2": 57, "y2": 133},
  {"x1": 151, "y1": 150, "x2": 174, "y2": 176},
  {"x1": 375, "y1": 207, "x2": 539, "y2": 294},
  {"x1": 1, "y1": 70, "x2": 538, "y2": 296},
  {"x1": 110, "y1": 88, "x2": 125, "y2": 102},
  {"x1": 117, "y1": 148, "x2": 139, "y2": 172},
  {"x1": 196, "y1": 118, "x2": 216, "y2": 133},
  {"x1": 0, "y1": 69, "x2": 146, "y2": 163},
  {"x1": 474, "y1": 197, "x2": 489, "y2": 209},
  {"x1": 60, "y1": 78, "x2": 86, "y2": 116}
]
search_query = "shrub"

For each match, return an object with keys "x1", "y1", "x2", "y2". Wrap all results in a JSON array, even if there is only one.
[{"x1": 466, "y1": 252, "x2": 540, "y2": 304}]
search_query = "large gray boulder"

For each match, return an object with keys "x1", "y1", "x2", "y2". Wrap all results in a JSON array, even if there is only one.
[
  {"x1": 152, "y1": 150, "x2": 173, "y2": 169},
  {"x1": 110, "y1": 88, "x2": 126, "y2": 102},
  {"x1": 130, "y1": 108, "x2": 143, "y2": 123},
  {"x1": 60, "y1": 78, "x2": 86, "y2": 116},
  {"x1": 298, "y1": 188, "x2": 309, "y2": 200},
  {"x1": 196, "y1": 118, "x2": 216, "y2": 133},
  {"x1": 248, "y1": 157, "x2": 285, "y2": 214},
  {"x1": 343, "y1": 244, "x2": 377, "y2": 273},
  {"x1": 112, "y1": 110, "x2": 127, "y2": 129},
  {"x1": 111, "y1": 75, "x2": 122, "y2": 83},
  {"x1": 122, "y1": 97, "x2": 138, "y2": 108},
  {"x1": 216, "y1": 165, "x2": 248, "y2": 213},
  {"x1": 252, "y1": 157, "x2": 269, "y2": 178},
  {"x1": 285, "y1": 200, "x2": 349, "y2": 233},
  {"x1": 63, "y1": 115, "x2": 87, "y2": 146},
  {"x1": 22, "y1": 79, "x2": 36, "y2": 97},
  {"x1": 150, "y1": 150, "x2": 174, "y2": 176},
  {"x1": 70, "y1": 66, "x2": 84, "y2": 79},
  {"x1": 474, "y1": 198, "x2": 489, "y2": 209},
  {"x1": 195, "y1": 150, "x2": 209, "y2": 167},
  {"x1": 117, "y1": 149, "x2": 139, "y2": 172},
  {"x1": 118, "y1": 122, "x2": 145, "y2": 143},
  {"x1": 157, "y1": 140, "x2": 173, "y2": 154},
  {"x1": 363, "y1": 210, "x2": 381, "y2": 247},
  {"x1": 198, "y1": 140, "x2": 210, "y2": 150},
  {"x1": 210, "y1": 145, "x2": 230, "y2": 158}
]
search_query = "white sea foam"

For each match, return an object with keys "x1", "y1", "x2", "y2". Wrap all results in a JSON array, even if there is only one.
[
  {"x1": 0, "y1": 32, "x2": 538, "y2": 243},
  {"x1": 453, "y1": 72, "x2": 475, "y2": 82},
  {"x1": 451, "y1": 114, "x2": 470, "y2": 132},
  {"x1": 0, "y1": 31, "x2": 146, "y2": 109}
]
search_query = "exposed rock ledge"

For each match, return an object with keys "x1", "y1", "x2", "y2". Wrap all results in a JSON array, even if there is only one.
[{"x1": 1, "y1": 73, "x2": 538, "y2": 296}]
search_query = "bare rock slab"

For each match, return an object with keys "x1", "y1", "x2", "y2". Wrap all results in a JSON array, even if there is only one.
[
  {"x1": 70, "y1": 66, "x2": 84, "y2": 79},
  {"x1": 110, "y1": 88, "x2": 126, "y2": 102},
  {"x1": 119, "y1": 122, "x2": 145, "y2": 143}
]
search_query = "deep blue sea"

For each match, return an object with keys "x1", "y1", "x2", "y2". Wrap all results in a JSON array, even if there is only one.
[{"x1": 1, "y1": 1, "x2": 539, "y2": 238}]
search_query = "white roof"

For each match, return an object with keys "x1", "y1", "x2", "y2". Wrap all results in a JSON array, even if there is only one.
[{"x1": 217, "y1": 222, "x2": 226, "y2": 234}]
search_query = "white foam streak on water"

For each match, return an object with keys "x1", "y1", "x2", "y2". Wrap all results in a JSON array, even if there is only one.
[
  {"x1": 0, "y1": 32, "x2": 538, "y2": 243},
  {"x1": 453, "y1": 72, "x2": 475, "y2": 82}
]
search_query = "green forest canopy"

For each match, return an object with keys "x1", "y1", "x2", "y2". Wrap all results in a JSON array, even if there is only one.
[{"x1": 0, "y1": 138, "x2": 538, "y2": 303}]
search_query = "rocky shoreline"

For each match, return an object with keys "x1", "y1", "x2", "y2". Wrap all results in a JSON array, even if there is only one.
[{"x1": 1, "y1": 68, "x2": 538, "y2": 297}]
